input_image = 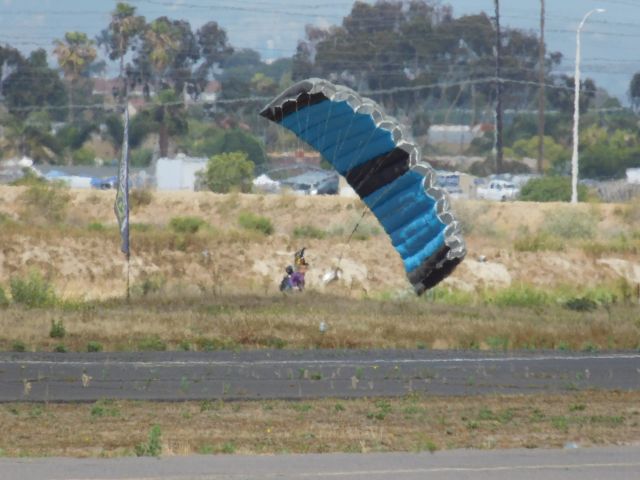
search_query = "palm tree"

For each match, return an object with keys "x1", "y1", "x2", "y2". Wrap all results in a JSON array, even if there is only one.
[
  {"x1": 106, "y1": 2, "x2": 145, "y2": 98},
  {"x1": 146, "y1": 19, "x2": 180, "y2": 85},
  {"x1": 53, "y1": 32, "x2": 97, "y2": 122}
]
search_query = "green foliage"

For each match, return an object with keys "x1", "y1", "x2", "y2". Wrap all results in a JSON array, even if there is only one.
[
  {"x1": 204, "y1": 129, "x2": 267, "y2": 167},
  {"x1": 519, "y1": 176, "x2": 587, "y2": 202},
  {"x1": 133, "y1": 275, "x2": 166, "y2": 297},
  {"x1": 486, "y1": 284, "x2": 550, "y2": 308},
  {"x1": 505, "y1": 135, "x2": 570, "y2": 172},
  {"x1": 135, "y1": 425, "x2": 162, "y2": 457},
  {"x1": 579, "y1": 127, "x2": 640, "y2": 179},
  {"x1": 88, "y1": 222, "x2": 106, "y2": 232},
  {"x1": 238, "y1": 211, "x2": 273, "y2": 235},
  {"x1": 87, "y1": 341, "x2": 103, "y2": 352},
  {"x1": 53, "y1": 344, "x2": 68, "y2": 353},
  {"x1": 49, "y1": 319, "x2": 66, "y2": 339},
  {"x1": 0, "y1": 286, "x2": 8, "y2": 308},
  {"x1": 129, "y1": 189, "x2": 154, "y2": 210},
  {"x1": 11, "y1": 341, "x2": 27, "y2": 352},
  {"x1": 198, "y1": 151, "x2": 255, "y2": 193},
  {"x1": 71, "y1": 146, "x2": 96, "y2": 165},
  {"x1": 514, "y1": 230, "x2": 565, "y2": 252},
  {"x1": 9, "y1": 168, "x2": 46, "y2": 187},
  {"x1": 541, "y1": 208, "x2": 597, "y2": 240},
  {"x1": 137, "y1": 336, "x2": 167, "y2": 351},
  {"x1": 564, "y1": 297, "x2": 598, "y2": 312},
  {"x1": 293, "y1": 225, "x2": 326, "y2": 239},
  {"x1": 2, "y1": 49, "x2": 68, "y2": 121},
  {"x1": 90, "y1": 400, "x2": 119, "y2": 418},
  {"x1": 20, "y1": 181, "x2": 70, "y2": 223},
  {"x1": 10, "y1": 271, "x2": 57, "y2": 308},
  {"x1": 130, "y1": 148, "x2": 153, "y2": 168},
  {"x1": 55, "y1": 123, "x2": 96, "y2": 151},
  {"x1": 169, "y1": 216, "x2": 206, "y2": 234}
]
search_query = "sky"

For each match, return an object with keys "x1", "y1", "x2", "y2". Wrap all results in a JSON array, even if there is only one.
[{"x1": 0, "y1": 0, "x2": 638, "y2": 102}]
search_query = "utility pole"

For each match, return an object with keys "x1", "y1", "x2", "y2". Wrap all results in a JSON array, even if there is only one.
[
  {"x1": 494, "y1": 0, "x2": 504, "y2": 174},
  {"x1": 537, "y1": 0, "x2": 545, "y2": 174}
]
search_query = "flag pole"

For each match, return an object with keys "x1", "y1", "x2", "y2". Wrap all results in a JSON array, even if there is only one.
[{"x1": 115, "y1": 94, "x2": 131, "y2": 302}]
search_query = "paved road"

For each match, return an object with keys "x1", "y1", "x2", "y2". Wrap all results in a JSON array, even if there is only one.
[
  {"x1": 2, "y1": 447, "x2": 640, "y2": 479},
  {"x1": 1, "y1": 350, "x2": 639, "y2": 402}
]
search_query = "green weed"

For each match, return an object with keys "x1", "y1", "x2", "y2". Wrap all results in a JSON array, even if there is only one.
[
  {"x1": 135, "y1": 425, "x2": 162, "y2": 457},
  {"x1": 10, "y1": 271, "x2": 57, "y2": 308}
]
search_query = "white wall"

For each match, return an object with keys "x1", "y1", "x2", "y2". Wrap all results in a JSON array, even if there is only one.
[{"x1": 155, "y1": 155, "x2": 207, "y2": 190}]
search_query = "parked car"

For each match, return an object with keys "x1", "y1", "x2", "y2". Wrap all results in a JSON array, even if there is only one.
[
  {"x1": 280, "y1": 170, "x2": 339, "y2": 195},
  {"x1": 476, "y1": 179, "x2": 519, "y2": 201}
]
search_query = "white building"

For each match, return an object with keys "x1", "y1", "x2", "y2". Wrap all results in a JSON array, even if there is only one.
[
  {"x1": 155, "y1": 154, "x2": 208, "y2": 191},
  {"x1": 626, "y1": 168, "x2": 640, "y2": 184}
]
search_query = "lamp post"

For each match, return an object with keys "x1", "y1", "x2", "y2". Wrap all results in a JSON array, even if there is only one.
[{"x1": 571, "y1": 8, "x2": 605, "y2": 204}]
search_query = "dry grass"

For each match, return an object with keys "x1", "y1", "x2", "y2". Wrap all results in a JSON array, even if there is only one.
[
  {"x1": 1, "y1": 391, "x2": 638, "y2": 457},
  {"x1": 0, "y1": 292, "x2": 639, "y2": 352}
]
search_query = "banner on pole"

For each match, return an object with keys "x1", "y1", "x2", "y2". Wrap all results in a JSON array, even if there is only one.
[{"x1": 114, "y1": 105, "x2": 130, "y2": 256}]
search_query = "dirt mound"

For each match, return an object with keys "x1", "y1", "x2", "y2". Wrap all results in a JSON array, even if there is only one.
[{"x1": 0, "y1": 186, "x2": 638, "y2": 299}]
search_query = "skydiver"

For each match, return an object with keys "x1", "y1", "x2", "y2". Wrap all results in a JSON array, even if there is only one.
[
  {"x1": 279, "y1": 265, "x2": 294, "y2": 292},
  {"x1": 288, "y1": 247, "x2": 309, "y2": 291}
]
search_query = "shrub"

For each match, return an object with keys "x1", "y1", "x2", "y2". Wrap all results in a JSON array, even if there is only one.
[
  {"x1": 53, "y1": 344, "x2": 68, "y2": 353},
  {"x1": 519, "y1": 176, "x2": 587, "y2": 202},
  {"x1": 133, "y1": 275, "x2": 165, "y2": 297},
  {"x1": 198, "y1": 151, "x2": 255, "y2": 193},
  {"x1": 87, "y1": 341, "x2": 103, "y2": 352},
  {"x1": 87, "y1": 221, "x2": 106, "y2": 232},
  {"x1": 20, "y1": 181, "x2": 70, "y2": 223},
  {"x1": 238, "y1": 211, "x2": 273, "y2": 235},
  {"x1": 129, "y1": 189, "x2": 154, "y2": 211},
  {"x1": 49, "y1": 319, "x2": 66, "y2": 339},
  {"x1": 10, "y1": 271, "x2": 57, "y2": 308},
  {"x1": 11, "y1": 341, "x2": 27, "y2": 352},
  {"x1": 130, "y1": 148, "x2": 153, "y2": 168},
  {"x1": 169, "y1": 216, "x2": 206, "y2": 234},
  {"x1": 564, "y1": 297, "x2": 598, "y2": 312},
  {"x1": 486, "y1": 285, "x2": 550, "y2": 308},
  {"x1": 71, "y1": 147, "x2": 96, "y2": 165},
  {"x1": 0, "y1": 286, "x2": 8, "y2": 308},
  {"x1": 514, "y1": 230, "x2": 564, "y2": 252},
  {"x1": 293, "y1": 225, "x2": 326, "y2": 239},
  {"x1": 135, "y1": 425, "x2": 162, "y2": 457},
  {"x1": 138, "y1": 336, "x2": 167, "y2": 351},
  {"x1": 541, "y1": 208, "x2": 597, "y2": 240}
]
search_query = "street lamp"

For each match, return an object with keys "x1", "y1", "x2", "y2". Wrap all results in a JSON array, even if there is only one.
[{"x1": 571, "y1": 8, "x2": 605, "y2": 204}]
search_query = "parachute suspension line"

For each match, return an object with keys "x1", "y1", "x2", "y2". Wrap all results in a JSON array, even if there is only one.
[{"x1": 333, "y1": 206, "x2": 369, "y2": 275}]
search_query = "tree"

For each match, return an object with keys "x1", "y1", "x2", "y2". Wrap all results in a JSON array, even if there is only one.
[
  {"x1": 197, "y1": 151, "x2": 255, "y2": 193},
  {"x1": 206, "y1": 129, "x2": 267, "y2": 168},
  {"x1": 0, "y1": 112, "x2": 61, "y2": 163},
  {"x1": 53, "y1": 31, "x2": 97, "y2": 122},
  {"x1": 194, "y1": 21, "x2": 233, "y2": 93},
  {"x1": 519, "y1": 176, "x2": 587, "y2": 202},
  {"x1": 629, "y1": 72, "x2": 640, "y2": 113},
  {"x1": 100, "y1": 2, "x2": 145, "y2": 96},
  {"x1": 150, "y1": 89, "x2": 188, "y2": 157},
  {"x1": 2, "y1": 49, "x2": 67, "y2": 121}
]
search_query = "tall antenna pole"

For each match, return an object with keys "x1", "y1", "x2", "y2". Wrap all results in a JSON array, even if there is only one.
[
  {"x1": 494, "y1": 0, "x2": 504, "y2": 174},
  {"x1": 537, "y1": 0, "x2": 545, "y2": 173}
]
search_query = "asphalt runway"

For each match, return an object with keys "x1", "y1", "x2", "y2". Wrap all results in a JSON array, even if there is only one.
[
  {"x1": 1, "y1": 350, "x2": 639, "y2": 402},
  {"x1": 2, "y1": 447, "x2": 640, "y2": 479}
]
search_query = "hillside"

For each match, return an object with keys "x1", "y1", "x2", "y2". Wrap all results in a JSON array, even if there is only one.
[{"x1": 0, "y1": 185, "x2": 639, "y2": 301}]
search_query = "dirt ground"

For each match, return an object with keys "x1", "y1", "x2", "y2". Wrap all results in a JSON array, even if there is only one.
[{"x1": 0, "y1": 185, "x2": 639, "y2": 300}]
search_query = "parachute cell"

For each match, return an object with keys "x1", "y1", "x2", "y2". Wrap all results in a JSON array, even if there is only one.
[{"x1": 260, "y1": 78, "x2": 466, "y2": 294}]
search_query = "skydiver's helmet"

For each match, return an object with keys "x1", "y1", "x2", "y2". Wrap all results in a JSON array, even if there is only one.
[{"x1": 285, "y1": 265, "x2": 294, "y2": 275}]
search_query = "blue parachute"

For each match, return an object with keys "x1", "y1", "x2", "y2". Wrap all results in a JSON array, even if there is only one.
[{"x1": 260, "y1": 78, "x2": 466, "y2": 294}]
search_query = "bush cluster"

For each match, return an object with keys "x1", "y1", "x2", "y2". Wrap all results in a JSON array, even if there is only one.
[
  {"x1": 238, "y1": 211, "x2": 273, "y2": 235},
  {"x1": 10, "y1": 271, "x2": 57, "y2": 308}
]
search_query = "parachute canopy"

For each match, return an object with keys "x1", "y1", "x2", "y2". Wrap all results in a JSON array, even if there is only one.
[{"x1": 260, "y1": 78, "x2": 465, "y2": 294}]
